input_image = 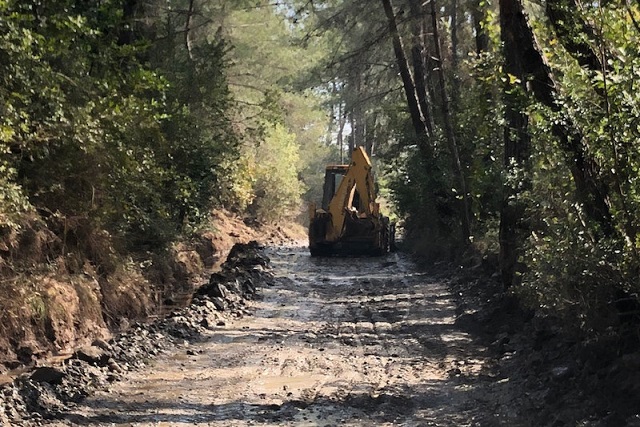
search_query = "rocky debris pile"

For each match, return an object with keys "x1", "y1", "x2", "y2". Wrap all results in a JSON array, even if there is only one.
[
  {"x1": 195, "y1": 240, "x2": 273, "y2": 306},
  {"x1": 0, "y1": 241, "x2": 273, "y2": 426}
]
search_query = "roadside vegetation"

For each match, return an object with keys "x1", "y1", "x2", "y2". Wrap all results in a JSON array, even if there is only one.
[{"x1": 2, "y1": 0, "x2": 640, "y2": 392}]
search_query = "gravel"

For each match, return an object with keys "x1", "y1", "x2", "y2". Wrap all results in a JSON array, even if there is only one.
[{"x1": 0, "y1": 241, "x2": 273, "y2": 426}]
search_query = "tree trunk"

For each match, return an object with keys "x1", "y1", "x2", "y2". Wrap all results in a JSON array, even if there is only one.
[
  {"x1": 546, "y1": 0, "x2": 633, "y2": 242},
  {"x1": 348, "y1": 110, "x2": 355, "y2": 158},
  {"x1": 450, "y1": 0, "x2": 458, "y2": 70},
  {"x1": 326, "y1": 82, "x2": 338, "y2": 147},
  {"x1": 497, "y1": 0, "x2": 618, "y2": 290},
  {"x1": 365, "y1": 112, "x2": 378, "y2": 157},
  {"x1": 471, "y1": 0, "x2": 489, "y2": 54},
  {"x1": 422, "y1": 8, "x2": 440, "y2": 120},
  {"x1": 429, "y1": 0, "x2": 472, "y2": 242},
  {"x1": 546, "y1": 0, "x2": 605, "y2": 73},
  {"x1": 337, "y1": 106, "x2": 346, "y2": 163},
  {"x1": 119, "y1": 0, "x2": 139, "y2": 45},
  {"x1": 498, "y1": 0, "x2": 532, "y2": 289},
  {"x1": 185, "y1": 0, "x2": 196, "y2": 60},
  {"x1": 516, "y1": 0, "x2": 616, "y2": 237},
  {"x1": 381, "y1": 0, "x2": 431, "y2": 151},
  {"x1": 407, "y1": 0, "x2": 435, "y2": 136},
  {"x1": 353, "y1": 73, "x2": 366, "y2": 149},
  {"x1": 449, "y1": 0, "x2": 460, "y2": 107}
]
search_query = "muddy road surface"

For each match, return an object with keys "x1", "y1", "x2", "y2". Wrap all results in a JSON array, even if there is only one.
[{"x1": 46, "y1": 245, "x2": 501, "y2": 426}]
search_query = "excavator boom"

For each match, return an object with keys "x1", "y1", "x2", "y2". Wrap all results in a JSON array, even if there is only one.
[{"x1": 308, "y1": 147, "x2": 394, "y2": 256}]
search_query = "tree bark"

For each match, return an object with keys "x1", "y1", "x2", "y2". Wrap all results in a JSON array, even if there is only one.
[
  {"x1": 429, "y1": 0, "x2": 472, "y2": 242},
  {"x1": 185, "y1": 0, "x2": 196, "y2": 60},
  {"x1": 337, "y1": 106, "x2": 347, "y2": 163},
  {"x1": 471, "y1": 0, "x2": 489, "y2": 55},
  {"x1": 498, "y1": 0, "x2": 620, "y2": 289},
  {"x1": 499, "y1": 0, "x2": 532, "y2": 289},
  {"x1": 353, "y1": 73, "x2": 366, "y2": 149},
  {"x1": 545, "y1": 0, "x2": 632, "y2": 242},
  {"x1": 348, "y1": 110, "x2": 355, "y2": 158},
  {"x1": 450, "y1": 0, "x2": 459, "y2": 70},
  {"x1": 407, "y1": 0, "x2": 435, "y2": 137},
  {"x1": 546, "y1": 0, "x2": 605, "y2": 73},
  {"x1": 381, "y1": 0, "x2": 431, "y2": 151},
  {"x1": 118, "y1": 0, "x2": 139, "y2": 45},
  {"x1": 365, "y1": 112, "x2": 378, "y2": 157}
]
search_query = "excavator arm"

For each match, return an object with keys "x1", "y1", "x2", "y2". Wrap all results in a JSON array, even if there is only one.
[
  {"x1": 308, "y1": 146, "x2": 393, "y2": 256},
  {"x1": 326, "y1": 147, "x2": 378, "y2": 240}
]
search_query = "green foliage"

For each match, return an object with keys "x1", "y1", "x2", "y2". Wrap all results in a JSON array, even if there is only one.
[
  {"x1": 0, "y1": 0, "x2": 239, "y2": 255},
  {"x1": 385, "y1": 134, "x2": 457, "y2": 257},
  {"x1": 0, "y1": 158, "x2": 30, "y2": 229},
  {"x1": 6, "y1": 0, "x2": 640, "y2": 340},
  {"x1": 509, "y1": 3, "x2": 640, "y2": 327},
  {"x1": 249, "y1": 124, "x2": 304, "y2": 222},
  {"x1": 217, "y1": 1, "x2": 330, "y2": 218},
  {"x1": 518, "y1": 116, "x2": 629, "y2": 329}
]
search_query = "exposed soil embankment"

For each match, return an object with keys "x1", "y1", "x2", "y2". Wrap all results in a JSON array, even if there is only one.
[
  {"x1": 0, "y1": 209, "x2": 304, "y2": 376},
  {"x1": 0, "y1": 241, "x2": 275, "y2": 426},
  {"x1": 23, "y1": 246, "x2": 495, "y2": 426},
  {"x1": 4, "y1": 241, "x2": 637, "y2": 426}
]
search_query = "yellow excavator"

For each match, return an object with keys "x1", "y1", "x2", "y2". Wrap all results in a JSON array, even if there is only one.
[{"x1": 308, "y1": 146, "x2": 395, "y2": 256}]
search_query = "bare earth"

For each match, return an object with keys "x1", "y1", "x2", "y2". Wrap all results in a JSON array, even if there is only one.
[{"x1": 46, "y1": 245, "x2": 502, "y2": 426}]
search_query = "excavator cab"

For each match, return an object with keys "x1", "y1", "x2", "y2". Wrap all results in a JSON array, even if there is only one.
[{"x1": 308, "y1": 147, "x2": 395, "y2": 256}]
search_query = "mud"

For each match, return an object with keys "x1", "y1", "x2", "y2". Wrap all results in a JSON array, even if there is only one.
[{"x1": 29, "y1": 245, "x2": 510, "y2": 426}]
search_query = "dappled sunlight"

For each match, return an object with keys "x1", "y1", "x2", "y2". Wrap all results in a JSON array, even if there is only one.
[{"x1": 54, "y1": 246, "x2": 491, "y2": 426}]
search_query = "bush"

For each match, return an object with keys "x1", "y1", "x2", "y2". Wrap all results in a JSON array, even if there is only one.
[{"x1": 249, "y1": 124, "x2": 304, "y2": 223}]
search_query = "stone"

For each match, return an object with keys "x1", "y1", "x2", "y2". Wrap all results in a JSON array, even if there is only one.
[
  {"x1": 73, "y1": 346, "x2": 111, "y2": 367},
  {"x1": 550, "y1": 366, "x2": 573, "y2": 381},
  {"x1": 211, "y1": 297, "x2": 226, "y2": 311},
  {"x1": 107, "y1": 359, "x2": 124, "y2": 373},
  {"x1": 30, "y1": 367, "x2": 65, "y2": 385},
  {"x1": 91, "y1": 339, "x2": 112, "y2": 352}
]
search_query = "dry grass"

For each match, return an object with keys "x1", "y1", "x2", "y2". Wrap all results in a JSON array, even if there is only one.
[{"x1": 0, "y1": 208, "x2": 309, "y2": 368}]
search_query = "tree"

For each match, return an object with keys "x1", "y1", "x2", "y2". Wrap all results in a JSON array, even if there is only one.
[{"x1": 498, "y1": 0, "x2": 532, "y2": 289}]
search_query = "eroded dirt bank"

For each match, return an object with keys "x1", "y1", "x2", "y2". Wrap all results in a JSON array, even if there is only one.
[{"x1": 35, "y1": 245, "x2": 508, "y2": 426}]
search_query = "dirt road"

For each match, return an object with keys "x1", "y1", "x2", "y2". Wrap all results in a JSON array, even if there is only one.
[{"x1": 47, "y1": 245, "x2": 500, "y2": 426}]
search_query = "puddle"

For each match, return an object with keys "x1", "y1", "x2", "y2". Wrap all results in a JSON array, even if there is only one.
[{"x1": 209, "y1": 333, "x2": 260, "y2": 344}]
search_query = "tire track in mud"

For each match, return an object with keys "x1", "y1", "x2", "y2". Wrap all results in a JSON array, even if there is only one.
[{"x1": 45, "y1": 245, "x2": 497, "y2": 426}]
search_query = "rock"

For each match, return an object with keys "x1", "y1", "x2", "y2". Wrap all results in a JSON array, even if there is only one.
[
  {"x1": 550, "y1": 366, "x2": 573, "y2": 381},
  {"x1": 598, "y1": 412, "x2": 627, "y2": 427},
  {"x1": 211, "y1": 297, "x2": 226, "y2": 311},
  {"x1": 490, "y1": 333, "x2": 512, "y2": 354},
  {"x1": 91, "y1": 339, "x2": 112, "y2": 352},
  {"x1": 73, "y1": 346, "x2": 111, "y2": 367},
  {"x1": 226, "y1": 241, "x2": 269, "y2": 267},
  {"x1": 242, "y1": 278, "x2": 256, "y2": 295},
  {"x1": 621, "y1": 353, "x2": 640, "y2": 370},
  {"x1": 207, "y1": 282, "x2": 228, "y2": 299},
  {"x1": 30, "y1": 367, "x2": 65, "y2": 385},
  {"x1": 200, "y1": 317, "x2": 219, "y2": 329},
  {"x1": 0, "y1": 241, "x2": 275, "y2": 424},
  {"x1": 107, "y1": 359, "x2": 124, "y2": 373}
]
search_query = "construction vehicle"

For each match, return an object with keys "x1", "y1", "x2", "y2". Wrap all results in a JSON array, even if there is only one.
[{"x1": 308, "y1": 146, "x2": 395, "y2": 256}]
